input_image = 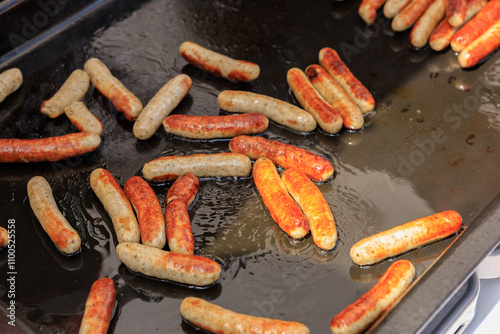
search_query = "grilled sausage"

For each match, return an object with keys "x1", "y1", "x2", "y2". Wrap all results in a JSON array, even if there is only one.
[
  {"x1": 409, "y1": 0, "x2": 447, "y2": 48},
  {"x1": 133, "y1": 74, "x2": 192, "y2": 140},
  {"x1": 447, "y1": 0, "x2": 467, "y2": 26},
  {"x1": 84, "y1": 58, "x2": 143, "y2": 121},
  {"x1": 90, "y1": 168, "x2": 140, "y2": 243},
  {"x1": 253, "y1": 158, "x2": 310, "y2": 239},
  {"x1": 0, "y1": 227, "x2": 8, "y2": 248},
  {"x1": 166, "y1": 172, "x2": 200, "y2": 207},
  {"x1": 229, "y1": 135, "x2": 334, "y2": 182},
  {"x1": 181, "y1": 297, "x2": 311, "y2": 334},
  {"x1": 287, "y1": 67, "x2": 343, "y2": 134},
  {"x1": 41, "y1": 69, "x2": 89, "y2": 118},
  {"x1": 64, "y1": 102, "x2": 103, "y2": 135},
  {"x1": 318, "y1": 48, "x2": 375, "y2": 114},
  {"x1": 359, "y1": 0, "x2": 388, "y2": 24},
  {"x1": 391, "y1": 0, "x2": 435, "y2": 31},
  {"x1": 350, "y1": 210, "x2": 462, "y2": 265},
  {"x1": 330, "y1": 260, "x2": 415, "y2": 334},
  {"x1": 27, "y1": 176, "x2": 81, "y2": 255},
  {"x1": 217, "y1": 90, "x2": 317, "y2": 133},
  {"x1": 165, "y1": 200, "x2": 194, "y2": 254},
  {"x1": 429, "y1": 0, "x2": 487, "y2": 51},
  {"x1": 163, "y1": 113, "x2": 269, "y2": 140},
  {"x1": 116, "y1": 242, "x2": 221, "y2": 286},
  {"x1": 0, "y1": 132, "x2": 101, "y2": 163},
  {"x1": 0, "y1": 68, "x2": 22, "y2": 104},
  {"x1": 79, "y1": 278, "x2": 116, "y2": 334},
  {"x1": 451, "y1": 0, "x2": 500, "y2": 52},
  {"x1": 384, "y1": 0, "x2": 413, "y2": 18},
  {"x1": 305, "y1": 64, "x2": 364, "y2": 130},
  {"x1": 179, "y1": 41, "x2": 260, "y2": 82},
  {"x1": 282, "y1": 169, "x2": 337, "y2": 250},
  {"x1": 458, "y1": 20, "x2": 500, "y2": 68},
  {"x1": 124, "y1": 176, "x2": 166, "y2": 249},
  {"x1": 143, "y1": 153, "x2": 252, "y2": 182}
]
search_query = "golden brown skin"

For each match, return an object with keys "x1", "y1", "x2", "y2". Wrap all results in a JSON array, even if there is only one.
[
  {"x1": 84, "y1": 58, "x2": 143, "y2": 121},
  {"x1": 282, "y1": 169, "x2": 337, "y2": 250},
  {"x1": 64, "y1": 102, "x2": 103, "y2": 135},
  {"x1": 79, "y1": 278, "x2": 116, "y2": 334},
  {"x1": 330, "y1": 260, "x2": 415, "y2": 334},
  {"x1": 253, "y1": 158, "x2": 310, "y2": 239},
  {"x1": 391, "y1": 0, "x2": 435, "y2": 31},
  {"x1": 0, "y1": 227, "x2": 9, "y2": 248},
  {"x1": 318, "y1": 48, "x2": 375, "y2": 114},
  {"x1": 0, "y1": 132, "x2": 101, "y2": 163},
  {"x1": 458, "y1": 20, "x2": 500, "y2": 68},
  {"x1": 179, "y1": 41, "x2": 260, "y2": 82},
  {"x1": 409, "y1": 0, "x2": 447, "y2": 48},
  {"x1": 41, "y1": 69, "x2": 89, "y2": 118},
  {"x1": 27, "y1": 176, "x2": 81, "y2": 255},
  {"x1": 116, "y1": 242, "x2": 221, "y2": 286},
  {"x1": 359, "y1": 0, "x2": 388, "y2": 24},
  {"x1": 0, "y1": 68, "x2": 22, "y2": 104},
  {"x1": 166, "y1": 172, "x2": 199, "y2": 206},
  {"x1": 181, "y1": 297, "x2": 311, "y2": 334},
  {"x1": 350, "y1": 210, "x2": 462, "y2": 265},
  {"x1": 447, "y1": 0, "x2": 468, "y2": 27},
  {"x1": 124, "y1": 176, "x2": 166, "y2": 249},
  {"x1": 229, "y1": 135, "x2": 334, "y2": 182}
]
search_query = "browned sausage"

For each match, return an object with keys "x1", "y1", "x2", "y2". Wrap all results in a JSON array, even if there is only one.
[
  {"x1": 458, "y1": 20, "x2": 500, "y2": 68},
  {"x1": 166, "y1": 172, "x2": 199, "y2": 207},
  {"x1": 64, "y1": 102, "x2": 103, "y2": 135},
  {"x1": 409, "y1": 0, "x2": 447, "y2": 48},
  {"x1": 391, "y1": 0, "x2": 434, "y2": 31},
  {"x1": 0, "y1": 227, "x2": 9, "y2": 248},
  {"x1": 359, "y1": 0, "x2": 388, "y2": 24},
  {"x1": 447, "y1": 0, "x2": 468, "y2": 27},
  {"x1": 79, "y1": 277, "x2": 116, "y2": 334}
]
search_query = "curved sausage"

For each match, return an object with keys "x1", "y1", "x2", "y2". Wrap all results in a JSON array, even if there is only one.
[
  {"x1": 359, "y1": 0, "x2": 388, "y2": 24},
  {"x1": 446, "y1": 0, "x2": 468, "y2": 27},
  {"x1": 384, "y1": 0, "x2": 412, "y2": 18},
  {"x1": 330, "y1": 260, "x2": 415, "y2": 334},
  {"x1": 27, "y1": 176, "x2": 81, "y2": 255},
  {"x1": 143, "y1": 153, "x2": 252, "y2": 182},
  {"x1": 116, "y1": 242, "x2": 221, "y2": 286},
  {"x1": 166, "y1": 172, "x2": 200, "y2": 207},
  {"x1": 0, "y1": 227, "x2": 9, "y2": 248},
  {"x1": 458, "y1": 20, "x2": 500, "y2": 68},
  {"x1": 181, "y1": 297, "x2": 311, "y2": 334},
  {"x1": 79, "y1": 278, "x2": 116, "y2": 334},
  {"x1": 0, "y1": 68, "x2": 22, "y2": 104},
  {"x1": 179, "y1": 41, "x2": 260, "y2": 82},
  {"x1": 305, "y1": 64, "x2": 364, "y2": 130},
  {"x1": 282, "y1": 169, "x2": 337, "y2": 250},
  {"x1": 451, "y1": 0, "x2": 500, "y2": 52},
  {"x1": 84, "y1": 58, "x2": 143, "y2": 121},
  {"x1": 318, "y1": 48, "x2": 375, "y2": 114},
  {"x1": 217, "y1": 90, "x2": 317, "y2": 133},
  {"x1": 350, "y1": 210, "x2": 462, "y2": 266},
  {"x1": 391, "y1": 0, "x2": 434, "y2": 31},
  {"x1": 124, "y1": 176, "x2": 166, "y2": 249},
  {"x1": 90, "y1": 168, "x2": 140, "y2": 243},
  {"x1": 165, "y1": 200, "x2": 194, "y2": 255},
  {"x1": 0, "y1": 132, "x2": 101, "y2": 163},
  {"x1": 229, "y1": 135, "x2": 334, "y2": 182},
  {"x1": 253, "y1": 158, "x2": 310, "y2": 239},
  {"x1": 133, "y1": 74, "x2": 192, "y2": 140},
  {"x1": 409, "y1": 0, "x2": 447, "y2": 48},
  {"x1": 162, "y1": 113, "x2": 269, "y2": 140},
  {"x1": 64, "y1": 102, "x2": 103, "y2": 135},
  {"x1": 41, "y1": 69, "x2": 89, "y2": 118}
]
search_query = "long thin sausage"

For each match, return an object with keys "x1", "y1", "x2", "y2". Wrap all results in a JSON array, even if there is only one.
[
  {"x1": 143, "y1": 153, "x2": 252, "y2": 182},
  {"x1": 0, "y1": 68, "x2": 22, "y2": 104},
  {"x1": 391, "y1": 0, "x2": 435, "y2": 31},
  {"x1": 451, "y1": 0, "x2": 500, "y2": 52},
  {"x1": 179, "y1": 41, "x2": 260, "y2": 82},
  {"x1": 84, "y1": 58, "x2": 143, "y2": 121},
  {"x1": 305, "y1": 64, "x2": 364, "y2": 130},
  {"x1": 330, "y1": 260, "x2": 415, "y2": 334},
  {"x1": 287, "y1": 67, "x2": 343, "y2": 134},
  {"x1": 41, "y1": 69, "x2": 89, "y2": 118},
  {"x1": 318, "y1": 48, "x2": 375, "y2": 114},
  {"x1": 282, "y1": 169, "x2": 337, "y2": 250},
  {"x1": 133, "y1": 74, "x2": 192, "y2": 140},
  {"x1": 447, "y1": 0, "x2": 468, "y2": 26},
  {"x1": 181, "y1": 297, "x2": 311, "y2": 334},
  {"x1": 0, "y1": 227, "x2": 9, "y2": 248},
  {"x1": 384, "y1": 0, "x2": 413, "y2": 18},
  {"x1": 409, "y1": 0, "x2": 447, "y2": 48},
  {"x1": 166, "y1": 172, "x2": 199, "y2": 206},
  {"x1": 458, "y1": 20, "x2": 500, "y2": 68},
  {"x1": 163, "y1": 113, "x2": 269, "y2": 140},
  {"x1": 0, "y1": 132, "x2": 101, "y2": 163},
  {"x1": 90, "y1": 168, "x2": 140, "y2": 243},
  {"x1": 253, "y1": 158, "x2": 310, "y2": 239},
  {"x1": 116, "y1": 242, "x2": 221, "y2": 286},
  {"x1": 64, "y1": 102, "x2": 103, "y2": 135},
  {"x1": 79, "y1": 278, "x2": 116, "y2": 334},
  {"x1": 229, "y1": 135, "x2": 334, "y2": 182},
  {"x1": 27, "y1": 176, "x2": 81, "y2": 255},
  {"x1": 359, "y1": 0, "x2": 388, "y2": 24},
  {"x1": 217, "y1": 90, "x2": 317, "y2": 133},
  {"x1": 350, "y1": 210, "x2": 462, "y2": 265},
  {"x1": 124, "y1": 176, "x2": 166, "y2": 249}
]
